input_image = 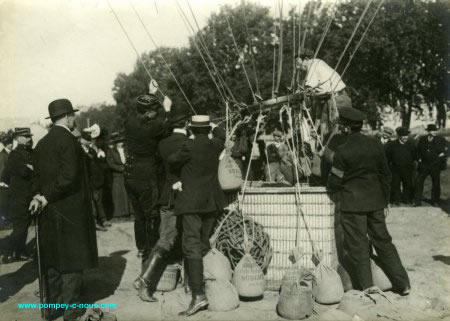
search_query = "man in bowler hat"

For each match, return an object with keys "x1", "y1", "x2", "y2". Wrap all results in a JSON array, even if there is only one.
[
  {"x1": 134, "y1": 103, "x2": 191, "y2": 302},
  {"x1": 1, "y1": 128, "x2": 34, "y2": 262},
  {"x1": 123, "y1": 80, "x2": 172, "y2": 260},
  {"x1": 327, "y1": 107, "x2": 410, "y2": 295},
  {"x1": 385, "y1": 126, "x2": 417, "y2": 205},
  {"x1": 169, "y1": 115, "x2": 226, "y2": 316},
  {"x1": 30, "y1": 99, "x2": 98, "y2": 321},
  {"x1": 414, "y1": 124, "x2": 448, "y2": 206}
]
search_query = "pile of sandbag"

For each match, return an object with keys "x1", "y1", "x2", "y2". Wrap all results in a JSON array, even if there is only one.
[
  {"x1": 203, "y1": 247, "x2": 239, "y2": 311},
  {"x1": 312, "y1": 250, "x2": 344, "y2": 304}
]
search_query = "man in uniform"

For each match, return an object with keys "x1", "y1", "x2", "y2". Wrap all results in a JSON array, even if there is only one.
[
  {"x1": 169, "y1": 115, "x2": 225, "y2": 316},
  {"x1": 414, "y1": 124, "x2": 448, "y2": 207},
  {"x1": 30, "y1": 99, "x2": 98, "y2": 321},
  {"x1": 386, "y1": 127, "x2": 417, "y2": 205},
  {"x1": 124, "y1": 80, "x2": 172, "y2": 259},
  {"x1": 327, "y1": 107, "x2": 410, "y2": 295},
  {"x1": 1, "y1": 128, "x2": 34, "y2": 262},
  {"x1": 0, "y1": 133, "x2": 13, "y2": 228},
  {"x1": 134, "y1": 104, "x2": 191, "y2": 302}
]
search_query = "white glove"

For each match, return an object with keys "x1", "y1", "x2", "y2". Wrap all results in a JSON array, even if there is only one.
[
  {"x1": 149, "y1": 79, "x2": 158, "y2": 94},
  {"x1": 163, "y1": 96, "x2": 172, "y2": 112},
  {"x1": 172, "y1": 181, "x2": 183, "y2": 192}
]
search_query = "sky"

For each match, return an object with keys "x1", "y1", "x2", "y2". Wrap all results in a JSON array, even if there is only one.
[{"x1": 0, "y1": 0, "x2": 301, "y2": 129}]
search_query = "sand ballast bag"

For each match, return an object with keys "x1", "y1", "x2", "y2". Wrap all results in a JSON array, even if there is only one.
[
  {"x1": 371, "y1": 257, "x2": 392, "y2": 291},
  {"x1": 205, "y1": 278, "x2": 239, "y2": 312},
  {"x1": 218, "y1": 148, "x2": 242, "y2": 190},
  {"x1": 277, "y1": 274, "x2": 315, "y2": 320},
  {"x1": 203, "y1": 248, "x2": 232, "y2": 282},
  {"x1": 313, "y1": 250, "x2": 344, "y2": 304},
  {"x1": 232, "y1": 252, "x2": 265, "y2": 299}
]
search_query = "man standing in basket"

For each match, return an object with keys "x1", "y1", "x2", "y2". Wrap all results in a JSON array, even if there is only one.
[
  {"x1": 133, "y1": 104, "x2": 191, "y2": 302},
  {"x1": 169, "y1": 115, "x2": 225, "y2": 316},
  {"x1": 327, "y1": 107, "x2": 410, "y2": 295},
  {"x1": 29, "y1": 99, "x2": 98, "y2": 321},
  {"x1": 124, "y1": 80, "x2": 172, "y2": 259}
]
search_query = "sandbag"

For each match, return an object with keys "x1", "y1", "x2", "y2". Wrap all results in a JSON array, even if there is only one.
[
  {"x1": 203, "y1": 248, "x2": 232, "y2": 281},
  {"x1": 337, "y1": 264, "x2": 353, "y2": 292},
  {"x1": 314, "y1": 253, "x2": 344, "y2": 304},
  {"x1": 205, "y1": 278, "x2": 239, "y2": 312},
  {"x1": 218, "y1": 149, "x2": 242, "y2": 190},
  {"x1": 371, "y1": 258, "x2": 392, "y2": 291},
  {"x1": 232, "y1": 253, "x2": 265, "y2": 298},
  {"x1": 338, "y1": 288, "x2": 400, "y2": 321},
  {"x1": 277, "y1": 278, "x2": 314, "y2": 320},
  {"x1": 318, "y1": 308, "x2": 352, "y2": 321}
]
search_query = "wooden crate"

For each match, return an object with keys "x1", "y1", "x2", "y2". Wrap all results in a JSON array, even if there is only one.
[{"x1": 226, "y1": 182, "x2": 337, "y2": 290}]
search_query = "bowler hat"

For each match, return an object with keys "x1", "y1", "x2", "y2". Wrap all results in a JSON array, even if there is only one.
[
  {"x1": 396, "y1": 126, "x2": 410, "y2": 137},
  {"x1": 189, "y1": 115, "x2": 211, "y2": 127},
  {"x1": 46, "y1": 99, "x2": 79, "y2": 119},
  {"x1": 109, "y1": 131, "x2": 124, "y2": 144},
  {"x1": 426, "y1": 124, "x2": 437, "y2": 132},
  {"x1": 169, "y1": 104, "x2": 192, "y2": 124},
  {"x1": 14, "y1": 127, "x2": 33, "y2": 137},
  {"x1": 339, "y1": 107, "x2": 366, "y2": 125}
]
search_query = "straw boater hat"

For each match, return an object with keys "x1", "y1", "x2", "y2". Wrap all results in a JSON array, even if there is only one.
[
  {"x1": 189, "y1": 115, "x2": 211, "y2": 127},
  {"x1": 14, "y1": 127, "x2": 33, "y2": 137}
]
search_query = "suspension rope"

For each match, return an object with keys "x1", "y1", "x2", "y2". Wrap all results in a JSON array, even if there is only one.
[
  {"x1": 334, "y1": 0, "x2": 385, "y2": 91},
  {"x1": 329, "y1": 0, "x2": 374, "y2": 86},
  {"x1": 242, "y1": 0, "x2": 261, "y2": 97},
  {"x1": 106, "y1": 0, "x2": 164, "y2": 96},
  {"x1": 128, "y1": 0, "x2": 197, "y2": 114},
  {"x1": 184, "y1": 0, "x2": 236, "y2": 103},
  {"x1": 175, "y1": 1, "x2": 228, "y2": 105},
  {"x1": 275, "y1": 0, "x2": 284, "y2": 95},
  {"x1": 301, "y1": 0, "x2": 314, "y2": 54},
  {"x1": 271, "y1": 0, "x2": 278, "y2": 98},
  {"x1": 290, "y1": 6, "x2": 297, "y2": 92},
  {"x1": 297, "y1": 0, "x2": 302, "y2": 56},
  {"x1": 224, "y1": 11, "x2": 257, "y2": 101}
]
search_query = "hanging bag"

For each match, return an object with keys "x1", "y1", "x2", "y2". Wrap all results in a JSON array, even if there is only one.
[
  {"x1": 218, "y1": 148, "x2": 243, "y2": 190},
  {"x1": 313, "y1": 250, "x2": 344, "y2": 304}
]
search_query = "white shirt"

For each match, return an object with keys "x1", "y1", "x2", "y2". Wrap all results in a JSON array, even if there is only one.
[
  {"x1": 117, "y1": 146, "x2": 126, "y2": 164},
  {"x1": 304, "y1": 58, "x2": 346, "y2": 95},
  {"x1": 173, "y1": 128, "x2": 187, "y2": 136},
  {"x1": 55, "y1": 124, "x2": 72, "y2": 133}
]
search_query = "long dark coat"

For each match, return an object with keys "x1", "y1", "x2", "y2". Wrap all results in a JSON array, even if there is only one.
[
  {"x1": 106, "y1": 147, "x2": 132, "y2": 217},
  {"x1": 32, "y1": 126, "x2": 98, "y2": 272},
  {"x1": 327, "y1": 133, "x2": 391, "y2": 212},
  {"x1": 158, "y1": 132, "x2": 189, "y2": 207},
  {"x1": 168, "y1": 129, "x2": 225, "y2": 215}
]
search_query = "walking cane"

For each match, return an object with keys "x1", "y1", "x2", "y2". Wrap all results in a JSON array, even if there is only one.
[{"x1": 32, "y1": 210, "x2": 47, "y2": 320}]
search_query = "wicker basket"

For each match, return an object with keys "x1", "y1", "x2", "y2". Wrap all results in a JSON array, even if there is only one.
[{"x1": 226, "y1": 182, "x2": 337, "y2": 290}]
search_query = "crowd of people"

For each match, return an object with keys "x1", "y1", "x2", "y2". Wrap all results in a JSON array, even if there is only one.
[{"x1": 0, "y1": 48, "x2": 448, "y2": 321}]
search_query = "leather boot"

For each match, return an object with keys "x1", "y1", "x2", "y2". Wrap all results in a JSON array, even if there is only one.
[
  {"x1": 179, "y1": 259, "x2": 208, "y2": 316},
  {"x1": 136, "y1": 246, "x2": 168, "y2": 302},
  {"x1": 178, "y1": 294, "x2": 208, "y2": 316}
]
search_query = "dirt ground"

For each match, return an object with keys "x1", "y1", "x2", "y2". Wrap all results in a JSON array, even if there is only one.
[{"x1": 1, "y1": 175, "x2": 449, "y2": 321}]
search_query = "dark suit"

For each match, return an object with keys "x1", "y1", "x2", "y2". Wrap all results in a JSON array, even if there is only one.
[
  {"x1": 1, "y1": 145, "x2": 33, "y2": 257},
  {"x1": 106, "y1": 147, "x2": 132, "y2": 217},
  {"x1": 84, "y1": 147, "x2": 106, "y2": 223},
  {"x1": 415, "y1": 134, "x2": 448, "y2": 204},
  {"x1": 0, "y1": 149, "x2": 10, "y2": 222},
  {"x1": 33, "y1": 125, "x2": 98, "y2": 320},
  {"x1": 124, "y1": 113, "x2": 168, "y2": 253},
  {"x1": 156, "y1": 131, "x2": 188, "y2": 252},
  {"x1": 328, "y1": 132, "x2": 409, "y2": 291},
  {"x1": 168, "y1": 128, "x2": 225, "y2": 296},
  {"x1": 385, "y1": 140, "x2": 417, "y2": 204}
]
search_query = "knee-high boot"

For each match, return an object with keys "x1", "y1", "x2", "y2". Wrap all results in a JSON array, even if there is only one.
[
  {"x1": 134, "y1": 246, "x2": 168, "y2": 302},
  {"x1": 179, "y1": 259, "x2": 208, "y2": 316}
]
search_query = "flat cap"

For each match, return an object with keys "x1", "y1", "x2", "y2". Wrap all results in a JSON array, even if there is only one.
[{"x1": 339, "y1": 107, "x2": 366, "y2": 124}]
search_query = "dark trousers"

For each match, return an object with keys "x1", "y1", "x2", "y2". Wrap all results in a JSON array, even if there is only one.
[
  {"x1": 157, "y1": 206, "x2": 180, "y2": 252},
  {"x1": 341, "y1": 210, "x2": 409, "y2": 290},
  {"x1": 182, "y1": 212, "x2": 217, "y2": 295},
  {"x1": 415, "y1": 165, "x2": 441, "y2": 204},
  {"x1": 391, "y1": 166, "x2": 413, "y2": 203},
  {"x1": 92, "y1": 189, "x2": 106, "y2": 223},
  {"x1": 7, "y1": 197, "x2": 31, "y2": 256},
  {"x1": 125, "y1": 178, "x2": 160, "y2": 252},
  {"x1": 45, "y1": 267, "x2": 84, "y2": 320},
  {"x1": 182, "y1": 212, "x2": 217, "y2": 260}
]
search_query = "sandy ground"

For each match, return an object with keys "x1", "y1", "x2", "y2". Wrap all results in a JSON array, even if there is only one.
[{"x1": 1, "y1": 181, "x2": 449, "y2": 321}]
